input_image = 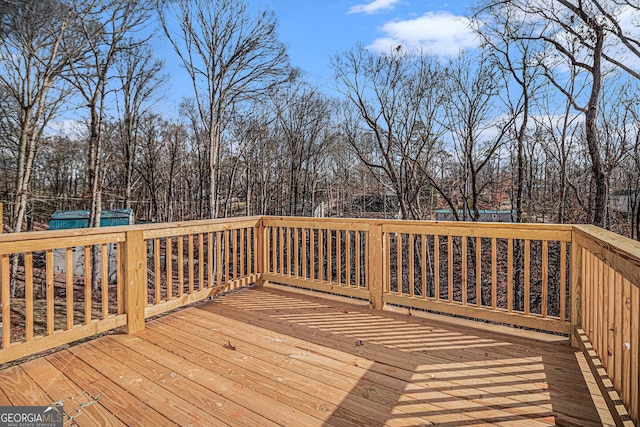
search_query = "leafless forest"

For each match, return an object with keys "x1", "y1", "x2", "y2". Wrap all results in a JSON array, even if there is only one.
[{"x1": 1, "y1": 0, "x2": 640, "y2": 239}]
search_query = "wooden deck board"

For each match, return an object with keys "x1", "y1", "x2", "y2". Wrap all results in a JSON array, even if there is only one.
[
  {"x1": 46, "y1": 350, "x2": 175, "y2": 426},
  {"x1": 0, "y1": 287, "x2": 615, "y2": 426},
  {"x1": 206, "y1": 288, "x2": 610, "y2": 426},
  {"x1": 146, "y1": 321, "x2": 417, "y2": 426},
  {"x1": 0, "y1": 365, "x2": 51, "y2": 405},
  {"x1": 20, "y1": 357, "x2": 126, "y2": 426},
  {"x1": 175, "y1": 308, "x2": 556, "y2": 422},
  {"x1": 150, "y1": 311, "x2": 473, "y2": 426}
]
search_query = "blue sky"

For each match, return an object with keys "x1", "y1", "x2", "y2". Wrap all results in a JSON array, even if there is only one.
[
  {"x1": 265, "y1": 0, "x2": 476, "y2": 81},
  {"x1": 154, "y1": 0, "x2": 479, "y2": 111}
]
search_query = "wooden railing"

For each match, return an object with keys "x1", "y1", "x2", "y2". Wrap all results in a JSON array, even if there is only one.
[
  {"x1": 142, "y1": 217, "x2": 259, "y2": 318},
  {"x1": 0, "y1": 227, "x2": 128, "y2": 363},
  {"x1": 261, "y1": 217, "x2": 371, "y2": 301},
  {"x1": 572, "y1": 225, "x2": 640, "y2": 424},
  {"x1": 262, "y1": 218, "x2": 573, "y2": 331},
  {"x1": 380, "y1": 221, "x2": 573, "y2": 333},
  {"x1": 257, "y1": 217, "x2": 639, "y2": 425},
  {"x1": 0, "y1": 216, "x2": 638, "y2": 424},
  {"x1": 0, "y1": 217, "x2": 261, "y2": 364}
]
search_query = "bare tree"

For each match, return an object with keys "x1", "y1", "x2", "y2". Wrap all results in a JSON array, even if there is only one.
[
  {"x1": 232, "y1": 107, "x2": 278, "y2": 216},
  {"x1": 0, "y1": 0, "x2": 87, "y2": 295},
  {"x1": 68, "y1": 0, "x2": 153, "y2": 232},
  {"x1": 0, "y1": 0, "x2": 82, "y2": 234},
  {"x1": 443, "y1": 52, "x2": 513, "y2": 221},
  {"x1": 136, "y1": 115, "x2": 165, "y2": 221},
  {"x1": 114, "y1": 43, "x2": 165, "y2": 209},
  {"x1": 35, "y1": 135, "x2": 86, "y2": 203},
  {"x1": 534, "y1": 78, "x2": 584, "y2": 224},
  {"x1": 161, "y1": 122, "x2": 188, "y2": 222},
  {"x1": 159, "y1": 0, "x2": 291, "y2": 218},
  {"x1": 269, "y1": 78, "x2": 331, "y2": 215},
  {"x1": 597, "y1": 79, "x2": 640, "y2": 228},
  {"x1": 179, "y1": 98, "x2": 211, "y2": 218},
  {"x1": 332, "y1": 45, "x2": 447, "y2": 220},
  {"x1": 478, "y1": 0, "x2": 640, "y2": 226},
  {"x1": 472, "y1": 1, "x2": 546, "y2": 222},
  {"x1": 64, "y1": 0, "x2": 154, "y2": 291}
]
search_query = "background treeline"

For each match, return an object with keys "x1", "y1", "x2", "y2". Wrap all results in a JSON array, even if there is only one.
[{"x1": 1, "y1": 0, "x2": 640, "y2": 239}]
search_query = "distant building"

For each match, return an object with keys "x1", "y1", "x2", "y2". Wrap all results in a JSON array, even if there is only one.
[
  {"x1": 49, "y1": 209, "x2": 134, "y2": 229},
  {"x1": 349, "y1": 194, "x2": 399, "y2": 216},
  {"x1": 434, "y1": 209, "x2": 517, "y2": 222},
  {"x1": 610, "y1": 190, "x2": 639, "y2": 214},
  {"x1": 49, "y1": 209, "x2": 135, "y2": 279},
  {"x1": 313, "y1": 202, "x2": 326, "y2": 218}
]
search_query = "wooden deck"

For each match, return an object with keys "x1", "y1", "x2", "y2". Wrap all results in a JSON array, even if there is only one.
[{"x1": 0, "y1": 286, "x2": 615, "y2": 426}]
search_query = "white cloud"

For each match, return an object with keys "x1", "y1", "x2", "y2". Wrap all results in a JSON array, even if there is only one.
[
  {"x1": 605, "y1": 5, "x2": 640, "y2": 72},
  {"x1": 45, "y1": 119, "x2": 87, "y2": 140},
  {"x1": 348, "y1": 0, "x2": 401, "y2": 14},
  {"x1": 367, "y1": 11, "x2": 478, "y2": 56}
]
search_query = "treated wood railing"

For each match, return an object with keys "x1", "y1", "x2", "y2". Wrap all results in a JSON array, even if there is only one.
[
  {"x1": 261, "y1": 218, "x2": 574, "y2": 332},
  {"x1": 0, "y1": 216, "x2": 638, "y2": 424},
  {"x1": 260, "y1": 217, "x2": 371, "y2": 301},
  {"x1": 380, "y1": 221, "x2": 573, "y2": 334},
  {"x1": 0, "y1": 217, "x2": 261, "y2": 364},
  {"x1": 0, "y1": 227, "x2": 128, "y2": 362},
  {"x1": 142, "y1": 217, "x2": 259, "y2": 318},
  {"x1": 572, "y1": 225, "x2": 639, "y2": 424}
]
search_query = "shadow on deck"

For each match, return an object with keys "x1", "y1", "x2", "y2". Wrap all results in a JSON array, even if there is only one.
[{"x1": 0, "y1": 286, "x2": 613, "y2": 426}]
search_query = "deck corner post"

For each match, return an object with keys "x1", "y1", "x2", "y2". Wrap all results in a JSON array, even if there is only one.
[
  {"x1": 124, "y1": 229, "x2": 146, "y2": 334},
  {"x1": 255, "y1": 217, "x2": 266, "y2": 286},
  {"x1": 368, "y1": 223, "x2": 385, "y2": 310},
  {"x1": 570, "y1": 227, "x2": 583, "y2": 348}
]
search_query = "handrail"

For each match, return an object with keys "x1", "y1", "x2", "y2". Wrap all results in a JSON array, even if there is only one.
[
  {"x1": 381, "y1": 220, "x2": 572, "y2": 334},
  {"x1": 0, "y1": 216, "x2": 638, "y2": 424},
  {"x1": 573, "y1": 225, "x2": 640, "y2": 288},
  {"x1": 571, "y1": 225, "x2": 639, "y2": 424},
  {"x1": 0, "y1": 217, "x2": 262, "y2": 364},
  {"x1": 142, "y1": 218, "x2": 260, "y2": 318}
]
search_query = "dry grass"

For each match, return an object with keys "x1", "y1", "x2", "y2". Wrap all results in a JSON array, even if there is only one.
[{"x1": 6, "y1": 298, "x2": 114, "y2": 344}]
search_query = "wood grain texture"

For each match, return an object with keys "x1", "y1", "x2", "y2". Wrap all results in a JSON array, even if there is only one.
[
  {"x1": 574, "y1": 225, "x2": 640, "y2": 288},
  {"x1": 2, "y1": 254, "x2": 10, "y2": 347},
  {"x1": 199, "y1": 233, "x2": 205, "y2": 289},
  {"x1": 25, "y1": 252, "x2": 33, "y2": 341},
  {"x1": 368, "y1": 225, "x2": 384, "y2": 310},
  {"x1": 178, "y1": 235, "x2": 184, "y2": 296},
  {"x1": 384, "y1": 293, "x2": 570, "y2": 334},
  {"x1": 1, "y1": 287, "x2": 613, "y2": 427},
  {"x1": 65, "y1": 247, "x2": 73, "y2": 330},
  {"x1": 84, "y1": 247, "x2": 91, "y2": 324},
  {"x1": 124, "y1": 230, "x2": 145, "y2": 334},
  {"x1": 0, "y1": 216, "x2": 637, "y2": 424}
]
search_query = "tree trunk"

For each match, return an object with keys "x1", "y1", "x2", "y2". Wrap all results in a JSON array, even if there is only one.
[
  {"x1": 210, "y1": 121, "x2": 222, "y2": 219},
  {"x1": 124, "y1": 115, "x2": 135, "y2": 210},
  {"x1": 585, "y1": 29, "x2": 607, "y2": 228},
  {"x1": 10, "y1": 110, "x2": 39, "y2": 296}
]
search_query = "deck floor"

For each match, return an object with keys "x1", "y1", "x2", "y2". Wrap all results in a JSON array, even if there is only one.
[{"x1": 0, "y1": 286, "x2": 614, "y2": 426}]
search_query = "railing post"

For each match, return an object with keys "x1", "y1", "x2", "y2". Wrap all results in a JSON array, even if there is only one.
[
  {"x1": 368, "y1": 223, "x2": 385, "y2": 310},
  {"x1": 124, "y1": 230, "x2": 146, "y2": 334},
  {"x1": 255, "y1": 217, "x2": 266, "y2": 286},
  {"x1": 570, "y1": 229, "x2": 583, "y2": 348}
]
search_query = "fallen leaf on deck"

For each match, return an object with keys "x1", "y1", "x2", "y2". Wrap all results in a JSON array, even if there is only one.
[{"x1": 223, "y1": 340, "x2": 236, "y2": 350}]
